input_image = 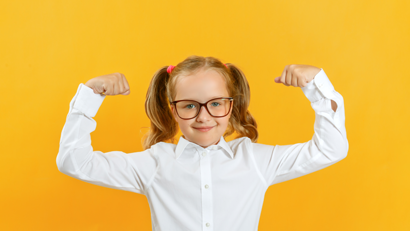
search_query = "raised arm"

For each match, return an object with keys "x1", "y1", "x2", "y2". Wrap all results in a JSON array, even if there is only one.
[
  {"x1": 56, "y1": 75, "x2": 157, "y2": 195},
  {"x1": 252, "y1": 65, "x2": 349, "y2": 187}
]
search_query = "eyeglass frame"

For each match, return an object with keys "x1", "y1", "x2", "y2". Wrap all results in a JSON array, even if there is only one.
[{"x1": 170, "y1": 97, "x2": 234, "y2": 120}]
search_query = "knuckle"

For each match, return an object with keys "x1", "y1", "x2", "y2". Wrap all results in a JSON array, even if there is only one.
[
  {"x1": 107, "y1": 78, "x2": 114, "y2": 84},
  {"x1": 289, "y1": 64, "x2": 296, "y2": 69},
  {"x1": 293, "y1": 67, "x2": 301, "y2": 74},
  {"x1": 112, "y1": 72, "x2": 122, "y2": 79}
]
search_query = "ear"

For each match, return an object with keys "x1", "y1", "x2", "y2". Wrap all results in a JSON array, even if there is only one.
[
  {"x1": 227, "y1": 103, "x2": 233, "y2": 118},
  {"x1": 170, "y1": 104, "x2": 178, "y2": 121}
]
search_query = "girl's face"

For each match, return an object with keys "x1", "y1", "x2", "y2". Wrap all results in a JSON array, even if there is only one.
[{"x1": 170, "y1": 68, "x2": 232, "y2": 148}]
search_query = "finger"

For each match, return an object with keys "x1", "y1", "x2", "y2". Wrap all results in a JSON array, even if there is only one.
[
  {"x1": 280, "y1": 67, "x2": 287, "y2": 85},
  {"x1": 121, "y1": 76, "x2": 130, "y2": 95},
  {"x1": 299, "y1": 79, "x2": 307, "y2": 88},
  {"x1": 122, "y1": 90, "x2": 130, "y2": 95},
  {"x1": 91, "y1": 82, "x2": 103, "y2": 94},
  {"x1": 93, "y1": 86, "x2": 103, "y2": 95},
  {"x1": 105, "y1": 82, "x2": 112, "y2": 95},
  {"x1": 285, "y1": 68, "x2": 292, "y2": 86},
  {"x1": 91, "y1": 87, "x2": 99, "y2": 94},
  {"x1": 119, "y1": 73, "x2": 128, "y2": 94},
  {"x1": 122, "y1": 75, "x2": 130, "y2": 95},
  {"x1": 292, "y1": 75, "x2": 298, "y2": 87},
  {"x1": 114, "y1": 81, "x2": 122, "y2": 95},
  {"x1": 98, "y1": 83, "x2": 107, "y2": 95},
  {"x1": 114, "y1": 79, "x2": 122, "y2": 95},
  {"x1": 116, "y1": 75, "x2": 125, "y2": 94},
  {"x1": 298, "y1": 73, "x2": 308, "y2": 87}
]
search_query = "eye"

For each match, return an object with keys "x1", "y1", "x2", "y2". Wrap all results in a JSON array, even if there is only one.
[
  {"x1": 211, "y1": 102, "x2": 220, "y2": 107},
  {"x1": 186, "y1": 104, "x2": 196, "y2": 109}
]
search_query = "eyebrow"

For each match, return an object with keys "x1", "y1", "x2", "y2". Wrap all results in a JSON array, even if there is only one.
[{"x1": 177, "y1": 96, "x2": 228, "y2": 102}]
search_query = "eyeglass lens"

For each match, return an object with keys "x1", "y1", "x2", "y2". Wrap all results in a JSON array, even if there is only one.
[{"x1": 175, "y1": 99, "x2": 231, "y2": 119}]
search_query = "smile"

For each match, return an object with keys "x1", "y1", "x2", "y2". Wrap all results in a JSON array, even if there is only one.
[{"x1": 193, "y1": 126, "x2": 215, "y2": 132}]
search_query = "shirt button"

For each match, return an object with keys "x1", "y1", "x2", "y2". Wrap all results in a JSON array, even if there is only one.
[
  {"x1": 213, "y1": 146, "x2": 217, "y2": 150},
  {"x1": 205, "y1": 184, "x2": 209, "y2": 189},
  {"x1": 206, "y1": 223, "x2": 210, "y2": 227},
  {"x1": 202, "y1": 151, "x2": 207, "y2": 156}
]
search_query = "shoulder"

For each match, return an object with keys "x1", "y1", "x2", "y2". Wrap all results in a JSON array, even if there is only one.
[
  {"x1": 150, "y1": 141, "x2": 177, "y2": 157},
  {"x1": 226, "y1": 136, "x2": 253, "y2": 153},
  {"x1": 228, "y1": 137, "x2": 275, "y2": 154}
]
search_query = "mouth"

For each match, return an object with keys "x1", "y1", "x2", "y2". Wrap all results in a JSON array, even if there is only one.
[{"x1": 193, "y1": 126, "x2": 215, "y2": 132}]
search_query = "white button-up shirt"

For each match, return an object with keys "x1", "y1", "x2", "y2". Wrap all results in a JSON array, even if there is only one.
[{"x1": 57, "y1": 68, "x2": 349, "y2": 231}]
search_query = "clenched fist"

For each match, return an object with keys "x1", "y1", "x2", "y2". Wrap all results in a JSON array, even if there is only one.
[
  {"x1": 85, "y1": 72, "x2": 130, "y2": 96},
  {"x1": 274, "y1": 64, "x2": 321, "y2": 87}
]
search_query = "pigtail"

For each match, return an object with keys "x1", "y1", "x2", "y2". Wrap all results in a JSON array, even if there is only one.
[
  {"x1": 142, "y1": 66, "x2": 179, "y2": 150},
  {"x1": 224, "y1": 63, "x2": 259, "y2": 142}
]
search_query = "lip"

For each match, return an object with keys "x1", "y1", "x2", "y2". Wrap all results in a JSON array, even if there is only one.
[{"x1": 193, "y1": 126, "x2": 215, "y2": 132}]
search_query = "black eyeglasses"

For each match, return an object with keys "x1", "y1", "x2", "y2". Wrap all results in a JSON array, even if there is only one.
[{"x1": 170, "y1": 97, "x2": 234, "y2": 120}]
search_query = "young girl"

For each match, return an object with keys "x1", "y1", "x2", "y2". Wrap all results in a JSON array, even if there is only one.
[{"x1": 57, "y1": 55, "x2": 348, "y2": 231}]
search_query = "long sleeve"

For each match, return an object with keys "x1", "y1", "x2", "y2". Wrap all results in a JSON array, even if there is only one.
[
  {"x1": 252, "y1": 68, "x2": 349, "y2": 187},
  {"x1": 56, "y1": 83, "x2": 157, "y2": 195}
]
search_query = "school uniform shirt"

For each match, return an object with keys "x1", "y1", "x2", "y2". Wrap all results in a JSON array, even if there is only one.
[{"x1": 57, "y1": 68, "x2": 349, "y2": 231}]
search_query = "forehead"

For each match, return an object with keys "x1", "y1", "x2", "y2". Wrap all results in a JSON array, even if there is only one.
[{"x1": 174, "y1": 68, "x2": 229, "y2": 102}]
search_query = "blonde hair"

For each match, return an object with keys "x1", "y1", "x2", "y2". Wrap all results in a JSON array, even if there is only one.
[{"x1": 142, "y1": 55, "x2": 258, "y2": 150}]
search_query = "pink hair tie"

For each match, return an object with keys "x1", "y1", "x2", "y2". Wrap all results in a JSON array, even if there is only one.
[
  {"x1": 224, "y1": 63, "x2": 228, "y2": 68},
  {"x1": 167, "y1": 65, "x2": 176, "y2": 74}
]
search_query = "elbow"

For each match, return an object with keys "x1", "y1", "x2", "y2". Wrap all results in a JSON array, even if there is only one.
[
  {"x1": 56, "y1": 161, "x2": 79, "y2": 178},
  {"x1": 324, "y1": 136, "x2": 349, "y2": 163},
  {"x1": 335, "y1": 138, "x2": 349, "y2": 162},
  {"x1": 56, "y1": 160, "x2": 66, "y2": 175},
  {"x1": 56, "y1": 153, "x2": 63, "y2": 173},
  {"x1": 56, "y1": 157, "x2": 68, "y2": 175},
  {"x1": 337, "y1": 150, "x2": 348, "y2": 162},
  {"x1": 343, "y1": 139, "x2": 349, "y2": 159},
  {"x1": 56, "y1": 151, "x2": 78, "y2": 177}
]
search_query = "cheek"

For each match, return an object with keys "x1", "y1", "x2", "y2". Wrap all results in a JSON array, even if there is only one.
[
  {"x1": 217, "y1": 117, "x2": 230, "y2": 128},
  {"x1": 177, "y1": 120, "x2": 192, "y2": 131}
]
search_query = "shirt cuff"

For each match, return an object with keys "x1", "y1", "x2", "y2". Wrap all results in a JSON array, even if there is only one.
[
  {"x1": 69, "y1": 83, "x2": 106, "y2": 118},
  {"x1": 301, "y1": 68, "x2": 336, "y2": 102}
]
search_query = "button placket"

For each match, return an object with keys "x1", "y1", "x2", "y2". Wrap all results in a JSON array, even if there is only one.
[{"x1": 199, "y1": 150, "x2": 213, "y2": 230}]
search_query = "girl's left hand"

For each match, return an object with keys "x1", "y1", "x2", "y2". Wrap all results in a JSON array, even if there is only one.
[{"x1": 274, "y1": 64, "x2": 321, "y2": 88}]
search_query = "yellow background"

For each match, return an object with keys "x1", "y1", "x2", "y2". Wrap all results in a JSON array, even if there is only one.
[{"x1": 1, "y1": 0, "x2": 409, "y2": 230}]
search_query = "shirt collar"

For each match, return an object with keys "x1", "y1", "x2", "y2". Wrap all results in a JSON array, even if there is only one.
[{"x1": 175, "y1": 135, "x2": 234, "y2": 160}]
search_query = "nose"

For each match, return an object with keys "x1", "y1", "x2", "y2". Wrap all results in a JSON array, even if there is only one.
[{"x1": 196, "y1": 104, "x2": 212, "y2": 121}]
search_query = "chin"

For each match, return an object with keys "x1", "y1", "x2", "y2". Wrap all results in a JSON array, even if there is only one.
[
  {"x1": 184, "y1": 132, "x2": 215, "y2": 145},
  {"x1": 196, "y1": 134, "x2": 221, "y2": 146}
]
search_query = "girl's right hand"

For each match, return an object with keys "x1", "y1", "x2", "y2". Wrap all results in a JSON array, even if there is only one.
[{"x1": 85, "y1": 72, "x2": 130, "y2": 96}]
